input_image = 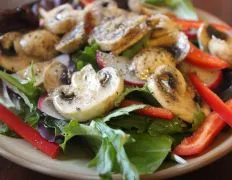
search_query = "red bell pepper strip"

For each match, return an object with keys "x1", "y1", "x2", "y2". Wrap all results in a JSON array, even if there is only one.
[
  {"x1": 0, "y1": 104, "x2": 61, "y2": 158},
  {"x1": 186, "y1": 43, "x2": 230, "y2": 70},
  {"x1": 80, "y1": 0, "x2": 94, "y2": 6},
  {"x1": 173, "y1": 99, "x2": 232, "y2": 156},
  {"x1": 120, "y1": 100, "x2": 174, "y2": 120},
  {"x1": 174, "y1": 19, "x2": 232, "y2": 32},
  {"x1": 190, "y1": 73, "x2": 232, "y2": 127}
]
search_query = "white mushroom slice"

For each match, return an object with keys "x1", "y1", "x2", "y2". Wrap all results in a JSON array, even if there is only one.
[
  {"x1": 148, "y1": 14, "x2": 179, "y2": 37},
  {"x1": 44, "y1": 62, "x2": 70, "y2": 92},
  {"x1": 56, "y1": 22, "x2": 86, "y2": 53},
  {"x1": 70, "y1": 64, "x2": 97, "y2": 89},
  {"x1": 148, "y1": 65, "x2": 197, "y2": 123},
  {"x1": 38, "y1": 96, "x2": 66, "y2": 120},
  {"x1": 197, "y1": 23, "x2": 211, "y2": 51},
  {"x1": 146, "y1": 15, "x2": 190, "y2": 62},
  {"x1": 92, "y1": 14, "x2": 150, "y2": 54},
  {"x1": 52, "y1": 65, "x2": 124, "y2": 121},
  {"x1": 96, "y1": 51, "x2": 146, "y2": 86},
  {"x1": 40, "y1": 4, "x2": 82, "y2": 34},
  {"x1": 130, "y1": 47, "x2": 176, "y2": 80},
  {"x1": 148, "y1": 32, "x2": 190, "y2": 63},
  {"x1": 14, "y1": 30, "x2": 59, "y2": 60},
  {"x1": 147, "y1": 31, "x2": 179, "y2": 48},
  {"x1": 17, "y1": 54, "x2": 70, "y2": 87},
  {"x1": 208, "y1": 36, "x2": 232, "y2": 64},
  {"x1": 198, "y1": 23, "x2": 232, "y2": 64},
  {"x1": 84, "y1": 0, "x2": 124, "y2": 25},
  {"x1": 197, "y1": 23, "x2": 230, "y2": 52},
  {"x1": 0, "y1": 55, "x2": 39, "y2": 72},
  {"x1": 0, "y1": 32, "x2": 22, "y2": 50},
  {"x1": 168, "y1": 32, "x2": 190, "y2": 62}
]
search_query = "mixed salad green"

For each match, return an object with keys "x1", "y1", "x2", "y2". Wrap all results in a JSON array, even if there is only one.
[
  {"x1": 0, "y1": 0, "x2": 232, "y2": 180},
  {"x1": 140, "y1": 0, "x2": 198, "y2": 20}
]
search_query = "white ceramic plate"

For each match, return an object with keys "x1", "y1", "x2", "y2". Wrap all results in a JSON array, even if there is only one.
[{"x1": 0, "y1": 1, "x2": 232, "y2": 179}]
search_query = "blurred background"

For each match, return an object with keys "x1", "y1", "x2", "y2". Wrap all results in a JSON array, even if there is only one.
[
  {"x1": 0, "y1": 0, "x2": 231, "y2": 24},
  {"x1": 194, "y1": 0, "x2": 232, "y2": 24}
]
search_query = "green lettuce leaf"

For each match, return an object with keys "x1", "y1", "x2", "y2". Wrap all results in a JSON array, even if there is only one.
[
  {"x1": 125, "y1": 133, "x2": 173, "y2": 173},
  {"x1": 23, "y1": 111, "x2": 40, "y2": 128},
  {"x1": 61, "y1": 105, "x2": 145, "y2": 149},
  {"x1": 109, "y1": 115, "x2": 151, "y2": 133},
  {"x1": 101, "y1": 104, "x2": 146, "y2": 123},
  {"x1": 0, "y1": 122, "x2": 18, "y2": 137},
  {"x1": 91, "y1": 121, "x2": 139, "y2": 180},
  {"x1": 174, "y1": 0, "x2": 198, "y2": 20},
  {"x1": 61, "y1": 105, "x2": 148, "y2": 179},
  {"x1": 43, "y1": 117, "x2": 68, "y2": 136},
  {"x1": 148, "y1": 118, "x2": 188, "y2": 136},
  {"x1": 0, "y1": 71, "x2": 41, "y2": 110},
  {"x1": 73, "y1": 43, "x2": 99, "y2": 71},
  {"x1": 141, "y1": 0, "x2": 180, "y2": 7},
  {"x1": 0, "y1": 122, "x2": 9, "y2": 134},
  {"x1": 191, "y1": 110, "x2": 205, "y2": 131},
  {"x1": 61, "y1": 104, "x2": 177, "y2": 180},
  {"x1": 61, "y1": 120, "x2": 138, "y2": 180},
  {"x1": 88, "y1": 138, "x2": 116, "y2": 178},
  {"x1": 61, "y1": 120, "x2": 101, "y2": 150},
  {"x1": 0, "y1": 122, "x2": 7, "y2": 134},
  {"x1": 141, "y1": 0, "x2": 198, "y2": 20}
]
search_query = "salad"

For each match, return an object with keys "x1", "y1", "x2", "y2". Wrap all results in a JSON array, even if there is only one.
[{"x1": 0, "y1": 0, "x2": 232, "y2": 179}]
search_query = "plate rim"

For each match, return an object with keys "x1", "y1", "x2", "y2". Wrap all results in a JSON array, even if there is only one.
[{"x1": 0, "y1": 8, "x2": 232, "y2": 180}]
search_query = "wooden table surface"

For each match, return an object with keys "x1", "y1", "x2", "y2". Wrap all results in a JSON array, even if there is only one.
[{"x1": 1, "y1": 0, "x2": 232, "y2": 180}]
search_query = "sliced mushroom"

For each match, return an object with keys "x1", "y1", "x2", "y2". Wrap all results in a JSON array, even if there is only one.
[
  {"x1": 147, "y1": 14, "x2": 179, "y2": 36},
  {"x1": 166, "y1": 32, "x2": 191, "y2": 62},
  {"x1": 130, "y1": 47, "x2": 176, "y2": 80},
  {"x1": 198, "y1": 23, "x2": 229, "y2": 51},
  {"x1": 148, "y1": 31, "x2": 190, "y2": 62},
  {"x1": 44, "y1": 61, "x2": 70, "y2": 92},
  {"x1": 197, "y1": 23, "x2": 211, "y2": 52},
  {"x1": 0, "y1": 55, "x2": 39, "y2": 72},
  {"x1": 52, "y1": 65, "x2": 124, "y2": 121},
  {"x1": 56, "y1": 22, "x2": 86, "y2": 53},
  {"x1": 147, "y1": 31, "x2": 179, "y2": 48},
  {"x1": 92, "y1": 14, "x2": 151, "y2": 54},
  {"x1": 84, "y1": 0, "x2": 124, "y2": 26},
  {"x1": 148, "y1": 65, "x2": 197, "y2": 123},
  {"x1": 17, "y1": 54, "x2": 70, "y2": 90},
  {"x1": 147, "y1": 14, "x2": 179, "y2": 42},
  {"x1": 198, "y1": 23, "x2": 232, "y2": 64},
  {"x1": 40, "y1": 4, "x2": 82, "y2": 34},
  {"x1": 208, "y1": 36, "x2": 232, "y2": 64},
  {"x1": 145, "y1": 15, "x2": 190, "y2": 62},
  {"x1": 0, "y1": 32, "x2": 22, "y2": 50},
  {"x1": 14, "y1": 30, "x2": 59, "y2": 60}
]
